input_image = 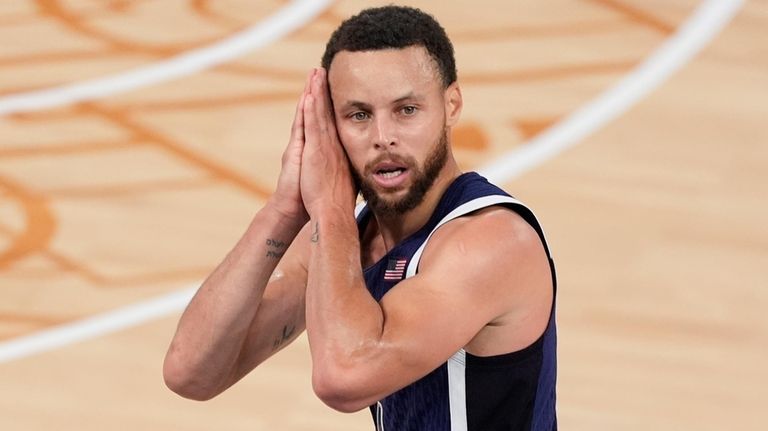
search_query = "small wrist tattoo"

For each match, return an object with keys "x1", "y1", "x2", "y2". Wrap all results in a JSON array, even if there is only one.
[{"x1": 310, "y1": 221, "x2": 319, "y2": 243}]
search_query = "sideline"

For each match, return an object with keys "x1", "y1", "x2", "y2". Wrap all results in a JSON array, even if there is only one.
[{"x1": 0, "y1": 0, "x2": 743, "y2": 363}]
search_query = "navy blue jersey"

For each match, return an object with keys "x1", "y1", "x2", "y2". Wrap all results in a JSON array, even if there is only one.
[{"x1": 356, "y1": 172, "x2": 557, "y2": 431}]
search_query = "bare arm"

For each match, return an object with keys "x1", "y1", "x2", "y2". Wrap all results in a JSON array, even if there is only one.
[
  {"x1": 298, "y1": 69, "x2": 552, "y2": 412},
  {"x1": 163, "y1": 71, "x2": 314, "y2": 400},
  {"x1": 304, "y1": 208, "x2": 551, "y2": 412},
  {"x1": 163, "y1": 210, "x2": 309, "y2": 400}
]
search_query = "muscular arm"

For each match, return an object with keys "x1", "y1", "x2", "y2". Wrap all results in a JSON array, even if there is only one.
[
  {"x1": 305, "y1": 207, "x2": 552, "y2": 412},
  {"x1": 299, "y1": 68, "x2": 551, "y2": 412},
  {"x1": 163, "y1": 71, "x2": 315, "y2": 401},
  {"x1": 163, "y1": 208, "x2": 310, "y2": 400}
]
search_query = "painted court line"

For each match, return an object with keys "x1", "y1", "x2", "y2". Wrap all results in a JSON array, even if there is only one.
[
  {"x1": 0, "y1": 289, "x2": 196, "y2": 363},
  {"x1": 479, "y1": 0, "x2": 744, "y2": 184},
  {"x1": 0, "y1": 0, "x2": 332, "y2": 116},
  {"x1": 0, "y1": 0, "x2": 743, "y2": 363}
]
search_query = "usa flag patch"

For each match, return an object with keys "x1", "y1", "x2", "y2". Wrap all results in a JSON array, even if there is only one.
[{"x1": 384, "y1": 257, "x2": 407, "y2": 281}]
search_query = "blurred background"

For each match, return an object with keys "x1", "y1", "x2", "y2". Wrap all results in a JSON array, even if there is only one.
[{"x1": 0, "y1": 0, "x2": 765, "y2": 429}]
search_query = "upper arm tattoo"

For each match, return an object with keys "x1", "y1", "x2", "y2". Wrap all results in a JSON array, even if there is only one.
[{"x1": 272, "y1": 323, "x2": 296, "y2": 351}]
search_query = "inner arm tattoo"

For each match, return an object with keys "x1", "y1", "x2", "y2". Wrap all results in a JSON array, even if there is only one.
[
  {"x1": 272, "y1": 323, "x2": 296, "y2": 351},
  {"x1": 265, "y1": 238, "x2": 288, "y2": 259}
]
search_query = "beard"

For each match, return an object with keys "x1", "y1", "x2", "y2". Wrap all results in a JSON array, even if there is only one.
[{"x1": 353, "y1": 129, "x2": 449, "y2": 218}]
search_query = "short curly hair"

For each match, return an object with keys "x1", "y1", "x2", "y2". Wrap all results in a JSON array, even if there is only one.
[{"x1": 321, "y1": 5, "x2": 457, "y2": 88}]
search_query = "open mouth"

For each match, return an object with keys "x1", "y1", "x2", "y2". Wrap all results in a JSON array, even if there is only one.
[
  {"x1": 370, "y1": 161, "x2": 410, "y2": 187},
  {"x1": 376, "y1": 167, "x2": 406, "y2": 179}
]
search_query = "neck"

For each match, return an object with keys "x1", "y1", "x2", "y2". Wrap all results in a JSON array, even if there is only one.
[{"x1": 370, "y1": 158, "x2": 462, "y2": 251}]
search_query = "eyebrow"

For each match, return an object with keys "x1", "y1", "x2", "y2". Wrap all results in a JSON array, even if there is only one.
[
  {"x1": 392, "y1": 91, "x2": 422, "y2": 104},
  {"x1": 343, "y1": 100, "x2": 373, "y2": 112},
  {"x1": 341, "y1": 92, "x2": 424, "y2": 111}
]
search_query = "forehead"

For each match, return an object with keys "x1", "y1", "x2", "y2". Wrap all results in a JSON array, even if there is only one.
[{"x1": 327, "y1": 46, "x2": 442, "y2": 102}]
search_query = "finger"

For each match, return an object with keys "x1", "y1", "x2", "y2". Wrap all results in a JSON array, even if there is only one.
[
  {"x1": 303, "y1": 93, "x2": 317, "y2": 148},
  {"x1": 309, "y1": 73, "x2": 330, "y2": 137},
  {"x1": 314, "y1": 70, "x2": 339, "y2": 139},
  {"x1": 289, "y1": 94, "x2": 308, "y2": 147},
  {"x1": 315, "y1": 68, "x2": 332, "y2": 113},
  {"x1": 318, "y1": 69, "x2": 340, "y2": 138},
  {"x1": 304, "y1": 68, "x2": 314, "y2": 95},
  {"x1": 318, "y1": 68, "x2": 334, "y2": 109},
  {"x1": 290, "y1": 69, "x2": 318, "y2": 142}
]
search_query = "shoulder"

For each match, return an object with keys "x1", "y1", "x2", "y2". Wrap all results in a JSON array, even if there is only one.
[
  {"x1": 420, "y1": 205, "x2": 544, "y2": 270},
  {"x1": 412, "y1": 204, "x2": 549, "y2": 311},
  {"x1": 396, "y1": 204, "x2": 550, "y2": 330}
]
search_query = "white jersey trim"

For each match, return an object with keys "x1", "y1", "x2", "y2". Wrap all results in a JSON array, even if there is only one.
[
  {"x1": 405, "y1": 195, "x2": 545, "y2": 277},
  {"x1": 400, "y1": 194, "x2": 549, "y2": 430},
  {"x1": 375, "y1": 401, "x2": 385, "y2": 431},
  {"x1": 354, "y1": 201, "x2": 367, "y2": 218},
  {"x1": 358, "y1": 194, "x2": 549, "y2": 430},
  {"x1": 448, "y1": 349, "x2": 468, "y2": 431}
]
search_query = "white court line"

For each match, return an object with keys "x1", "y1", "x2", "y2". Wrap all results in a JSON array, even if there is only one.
[
  {"x1": 0, "y1": 0, "x2": 332, "y2": 116},
  {"x1": 0, "y1": 0, "x2": 743, "y2": 363},
  {"x1": 479, "y1": 0, "x2": 744, "y2": 184}
]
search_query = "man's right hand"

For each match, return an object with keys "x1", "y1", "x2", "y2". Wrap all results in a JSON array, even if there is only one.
[
  {"x1": 164, "y1": 71, "x2": 319, "y2": 402},
  {"x1": 269, "y1": 70, "x2": 315, "y2": 227}
]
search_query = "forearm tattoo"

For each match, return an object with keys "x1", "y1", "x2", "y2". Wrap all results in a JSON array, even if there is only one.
[
  {"x1": 272, "y1": 323, "x2": 296, "y2": 351},
  {"x1": 265, "y1": 238, "x2": 288, "y2": 259}
]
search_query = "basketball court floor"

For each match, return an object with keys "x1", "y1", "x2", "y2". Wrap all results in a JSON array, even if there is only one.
[{"x1": 0, "y1": 1, "x2": 765, "y2": 429}]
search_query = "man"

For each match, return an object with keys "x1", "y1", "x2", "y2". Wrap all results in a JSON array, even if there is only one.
[{"x1": 164, "y1": 6, "x2": 557, "y2": 430}]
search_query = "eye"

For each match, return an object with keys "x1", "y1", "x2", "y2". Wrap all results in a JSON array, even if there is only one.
[
  {"x1": 401, "y1": 106, "x2": 417, "y2": 116},
  {"x1": 351, "y1": 111, "x2": 370, "y2": 121}
]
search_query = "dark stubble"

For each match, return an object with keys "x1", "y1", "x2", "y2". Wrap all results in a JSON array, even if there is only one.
[{"x1": 354, "y1": 129, "x2": 449, "y2": 217}]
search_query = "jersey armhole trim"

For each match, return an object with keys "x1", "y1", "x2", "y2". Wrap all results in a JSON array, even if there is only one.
[{"x1": 405, "y1": 195, "x2": 546, "y2": 277}]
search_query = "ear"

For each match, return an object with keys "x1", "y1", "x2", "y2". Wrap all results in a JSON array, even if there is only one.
[{"x1": 444, "y1": 82, "x2": 463, "y2": 127}]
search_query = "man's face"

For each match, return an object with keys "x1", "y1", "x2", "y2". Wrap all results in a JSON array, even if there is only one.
[{"x1": 327, "y1": 46, "x2": 453, "y2": 217}]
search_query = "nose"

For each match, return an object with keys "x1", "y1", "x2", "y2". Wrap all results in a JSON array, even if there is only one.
[{"x1": 371, "y1": 115, "x2": 397, "y2": 150}]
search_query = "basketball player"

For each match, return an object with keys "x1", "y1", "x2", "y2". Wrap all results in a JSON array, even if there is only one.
[{"x1": 164, "y1": 6, "x2": 557, "y2": 430}]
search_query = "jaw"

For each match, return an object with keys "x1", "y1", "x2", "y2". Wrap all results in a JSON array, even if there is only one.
[{"x1": 363, "y1": 180, "x2": 410, "y2": 205}]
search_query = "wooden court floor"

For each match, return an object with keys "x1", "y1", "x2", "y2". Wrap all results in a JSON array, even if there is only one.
[{"x1": 0, "y1": 0, "x2": 766, "y2": 429}]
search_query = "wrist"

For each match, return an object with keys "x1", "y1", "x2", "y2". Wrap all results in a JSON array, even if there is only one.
[
  {"x1": 264, "y1": 197, "x2": 309, "y2": 230},
  {"x1": 310, "y1": 203, "x2": 357, "y2": 238},
  {"x1": 252, "y1": 199, "x2": 307, "y2": 240},
  {"x1": 309, "y1": 201, "x2": 355, "y2": 223}
]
